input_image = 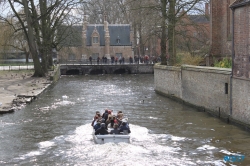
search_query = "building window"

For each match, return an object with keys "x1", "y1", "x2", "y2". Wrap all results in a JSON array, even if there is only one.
[
  {"x1": 116, "y1": 36, "x2": 120, "y2": 44},
  {"x1": 93, "y1": 37, "x2": 98, "y2": 43}
]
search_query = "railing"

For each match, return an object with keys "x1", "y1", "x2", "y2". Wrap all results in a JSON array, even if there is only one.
[
  {"x1": 0, "y1": 65, "x2": 34, "y2": 71},
  {"x1": 58, "y1": 59, "x2": 154, "y2": 65}
]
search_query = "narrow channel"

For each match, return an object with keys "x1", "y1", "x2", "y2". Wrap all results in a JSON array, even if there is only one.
[{"x1": 0, "y1": 74, "x2": 249, "y2": 165}]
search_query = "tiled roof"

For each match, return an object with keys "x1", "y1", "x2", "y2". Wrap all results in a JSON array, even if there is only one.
[
  {"x1": 86, "y1": 25, "x2": 104, "y2": 46},
  {"x1": 188, "y1": 15, "x2": 209, "y2": 23},
  {"x1": 109, "y1": 25, "x2": 131, "y2": 46},
  {"x1": 230, "y1": 0, "x2": 250, "y2": 8},
  {"x1": 58, "y1": 24, "x2": 131, "y2": 47},
  {"x1": 86, "y1": 24, "x2": 131, "y2": 46}
]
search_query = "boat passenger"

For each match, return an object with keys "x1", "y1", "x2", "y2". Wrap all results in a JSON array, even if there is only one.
[
  {"x1": 110, "y1": 124, "x2": 120, "y2": 134},
  {"x1": 110, "y1": 115, "x2": 116, "y2": 128},
  {"x1": 95, "y1": 123, "x2": 109, "y2": 135},
  {"x1": 117, "y1": 111, "x2": 123, "y2": 116},
  {"x1": 119, "y1": 122, "x2": 131, "y2": 134},
  {"x1": 105, "y1": 116, "x2": 112, "y2": 129},
  {"x1": 102, "y1": 109, "x2": 109, "y2": 122},
  {"x1": 91, "y1": 111, "x2": 101, "y2": 126},
  {"x1": 94, "y1": 121, "x2": 101, "y2": 131},
  {"x1": 116, "y1": 113, "x2": 123, "y2": 126}
]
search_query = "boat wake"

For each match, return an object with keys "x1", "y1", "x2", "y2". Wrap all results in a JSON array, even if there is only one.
[{"x1": 13, "y1": 124, "x2": 226, "y2": 166}]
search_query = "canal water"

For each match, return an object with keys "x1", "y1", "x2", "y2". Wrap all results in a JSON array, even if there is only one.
[{"x1": 0, "y1": 74, "x2": 250, "y2": 165}]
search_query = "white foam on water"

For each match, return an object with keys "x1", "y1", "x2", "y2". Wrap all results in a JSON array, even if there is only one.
[{"x1": 13, "y1": 124, "x2": 227, "y2": 166}]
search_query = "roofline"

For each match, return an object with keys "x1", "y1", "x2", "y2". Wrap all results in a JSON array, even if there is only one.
[
  {"x1": 87, "y1": 24, "x2": 131, "y2": 26},
  {"x1": 230, "y1": 1, "x2": 250, "y2": 9}
]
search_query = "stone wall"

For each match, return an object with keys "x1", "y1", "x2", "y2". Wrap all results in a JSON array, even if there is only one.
[
  {"x1": 154, "y1": 64, "x2": 182, "y2": 99},
  {"x1": 232, "y1": 78, "x2": 250, "y2": 125},
  {"x1": 181, "y1": 65, "x2": 231, "y2": 116},
  {"x1": 154, "y1": 64, "x2": 250, "y2": 123}
]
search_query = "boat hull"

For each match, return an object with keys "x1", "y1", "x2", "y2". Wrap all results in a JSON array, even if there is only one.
[{"x1": 93, "y1": 134, "x2": 130, "y2": 144}]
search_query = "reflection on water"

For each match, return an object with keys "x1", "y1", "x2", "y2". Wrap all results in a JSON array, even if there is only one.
[{"x1": 0, "y1": 74, "x2": 250, "y2": 165}]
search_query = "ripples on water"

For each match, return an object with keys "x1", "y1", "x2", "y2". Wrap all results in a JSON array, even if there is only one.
[{"x1": 0, "y1": 75, "x2": 250, "y2": 165}]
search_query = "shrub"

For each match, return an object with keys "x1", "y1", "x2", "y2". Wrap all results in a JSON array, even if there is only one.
[
  {"x1": 176, "y1": 52, "x2": 204, "y2": 66},
  {"x1": 214, "y1": 58, "x2": 232, "y2": 68}
]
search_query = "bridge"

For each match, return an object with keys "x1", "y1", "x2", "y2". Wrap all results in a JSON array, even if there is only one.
[{"x1": 60, "y1": 63, "x2": 154, "y2": 75}]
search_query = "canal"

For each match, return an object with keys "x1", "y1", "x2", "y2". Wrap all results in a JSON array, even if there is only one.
[{"x1": 0, "y1": 74, "x2": 249, "y2": 165}]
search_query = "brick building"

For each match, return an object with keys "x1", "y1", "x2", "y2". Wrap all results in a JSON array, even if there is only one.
[
  {"x1": 58, "y1": 15, "x2": 133, "y2": 62},
  {"x1": 209, "y1": 0, "x2": 235, "y2": 65},
  {"x1": 230, "y1": 0, "x2": 250, "y2": 79}
]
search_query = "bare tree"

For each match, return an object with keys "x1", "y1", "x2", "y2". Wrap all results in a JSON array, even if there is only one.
[{"x1": 0, "y1": 0, "x2": 81, "y2": 76}]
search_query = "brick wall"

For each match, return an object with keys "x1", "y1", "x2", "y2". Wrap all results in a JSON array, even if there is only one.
[
  {"x1": 233, "y1": 6, "x2": 250, "y2": 79},
  {"x1": 210, "y1": 0, "x2": 233, "y2": 57}
]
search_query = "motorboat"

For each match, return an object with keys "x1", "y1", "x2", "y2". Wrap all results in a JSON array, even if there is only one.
[{"x1": 92, "y1": 110, "x2": 130, "y2": 144}]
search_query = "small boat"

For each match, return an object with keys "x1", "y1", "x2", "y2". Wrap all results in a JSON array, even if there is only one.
[
  {"x1": 93, "y1": 131, "x2": 130, "y2": 144},
  {"x1": 92, "y1": 110, "x2": 130, "y2": 144}
]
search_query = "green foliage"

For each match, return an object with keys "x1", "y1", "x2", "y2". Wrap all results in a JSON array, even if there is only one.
[{"x1": 214, "y1": 58, "x2": 232, "y2": 68}]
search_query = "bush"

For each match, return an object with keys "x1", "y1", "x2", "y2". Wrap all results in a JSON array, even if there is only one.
[
  {"x1": 214, "y1": 58, "x2": 232, "y2": 68},
  {"x1": 176, "y1": 52, "x2": 204, "y2": 66}
]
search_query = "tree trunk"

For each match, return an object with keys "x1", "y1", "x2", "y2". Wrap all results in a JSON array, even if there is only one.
[
  {"x1": 22, "y1": 0, "x2": 45, "y2": 77},
  {"x1": 160, "y1": 0, "x2": 167, "y2": 65},
  {"x1": 25, "y1": 51, "x2": 29, "y2": 63},
  {"x1": 168, "y1": 0, "x2": 176, "y2": 66}
]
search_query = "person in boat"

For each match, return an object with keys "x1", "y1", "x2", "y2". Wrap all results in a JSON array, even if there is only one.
[
  {"x1": 116, "y1": 113, "x2": 124, "y2": 126},
  {"x1": 91, "y1": 112, "x2": 102, "y2": 126},
  {"x1": 110, "y1": 124, "x2": 120, "y2": 134},
  {"x1": 117, "y1": 110, "x2": 123, "y2": 116},
  {"x1": 119, "y1": 122, "x2": 131, "y2": 134},
  {"x1": 109, "y1": 115, "x2": 116, "y2": 128},
  {"x1": 95, "y1": 123, "x2": 109, "y2": 135},
  {"x1": 102, "y1": 109, "x2": 109, "y2": 122},
  {"x1": 94, "y1": 121, "x2": 101, "y2": 131},
  {"x1": 105, "y1": 110, "x2": 114, "y2": 128}
]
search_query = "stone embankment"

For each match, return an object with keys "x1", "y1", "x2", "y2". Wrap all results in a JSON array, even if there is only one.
[{"x1": 0, "y1": 66, "x2": 60, "y2": 114}]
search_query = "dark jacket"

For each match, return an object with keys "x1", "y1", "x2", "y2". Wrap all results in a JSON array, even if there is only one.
[
  {"x1": 95, "y1": 127, "x2": 109, "y2": 135},
  {"x1": 94, "y1": 123, "x2": 101, "y2": 131},
  {"x1": 110, "y1": 129, "x2": 120, "y2": 134},
  {"x1": 119, "y1": 125, "x2": 131, "y2": 134}
]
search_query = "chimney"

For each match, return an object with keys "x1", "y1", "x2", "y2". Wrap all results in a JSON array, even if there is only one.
[
  {"x1": 103, "y1": 12, "x2": 107, "y2": 22},
  {"x1": 205, "y1": 3, "x2": 209, "y2": 16}
]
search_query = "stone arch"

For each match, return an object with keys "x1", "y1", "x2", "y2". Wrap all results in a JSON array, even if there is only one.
[
  {"x1": 89, "y1": 69, "x2": 107, "y2": 75},
  {"x1": 66, "y1": 69, "x2": 80, "y2": 75},
  {"x1": 113, "y1": 68, "x2": 131, "y2": 74}
]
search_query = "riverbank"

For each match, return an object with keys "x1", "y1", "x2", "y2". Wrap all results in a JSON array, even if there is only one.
[{"x1": 0, "y1": 69, "x2": 57, "y2": 114}]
